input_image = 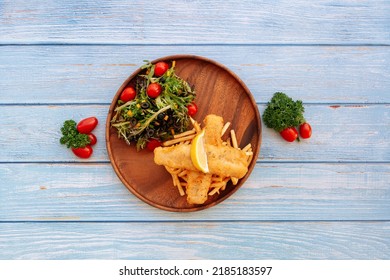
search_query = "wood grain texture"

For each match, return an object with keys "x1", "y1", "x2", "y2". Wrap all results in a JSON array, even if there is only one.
[
  {"x1": 1, "y1": 222, "x2": 389, "y2": 259},
  {"x1": 1, "y1": 0, "x2": 389, "y2": 44},
  {"x1": 0, "y1": 163, "x2": 389, "y2": 221},
  {"x1": 0, "y1": 45, "x2": 389, "y2": 104},
  {"x1": 1, "y1": 0, "x2": 389, "y2": 260},
  {"x1": 0, "y1": 105, "x2": 388, "y2": 162}
]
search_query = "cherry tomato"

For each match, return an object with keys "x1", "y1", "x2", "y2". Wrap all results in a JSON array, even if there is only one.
[
  {"x1": 146, "y1": 139, "x2": 162, "y2": 151},
  {"x1": 87, "y1": 133, "x2": 97, "y2": 145},
  {"x1": 154, "y1": 61, "x2": 169, "y2": 77},
  {"x1": 187, "y1": 102, "x2": 198, "y2": 116},
  {"x1": 77, "y1": 117, "x2": 98, "y2": 134},
  {"x1": 120, "y1": 86, "x2": 136, "y2": 102},
  {"x1": 147, "y1": 83, "x2": 162, "y2": 98},
  {"x1": 72, "y1": 145, "x2": 93, "y2": 158},
  {"x1": 299, "y1": 122, "x2": 312, "y2": 139},
  {"x1": 280, "y1": 127, "x2": 298, "y2": 142}
]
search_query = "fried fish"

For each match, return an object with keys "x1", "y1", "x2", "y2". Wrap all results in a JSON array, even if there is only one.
[
  {"x1": 154, "y1": 144, "x2": 248, "y2": 179},
  {"x1": 186, "y1": 171, "x2": 212, "y2": 204},
  {"x1": 203, "y1": 114, "x2": 224, "y2": 146},
  {"x1": 153, "y1": 114, "x2": 251, "y2": 204}
]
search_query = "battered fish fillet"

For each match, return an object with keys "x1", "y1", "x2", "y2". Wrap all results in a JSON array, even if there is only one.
[
  {"x1": 206, "y1": 144, "x2": 248, "y2": 179},
  {"x1": 186, "y1": 171, "x2": 212, "y2": 204},
  {"x1": 154, "y1": 144, "x2": 248, "y2": 179},
  {"x1": 203, "y1": 114, "x2": 224, "y2": 146},
  {"x1": 154, "y1": 113, "x2": 250, "y2": 205}
]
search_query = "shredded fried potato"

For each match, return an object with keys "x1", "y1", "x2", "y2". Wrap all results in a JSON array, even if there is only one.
[{"x1": 161, "y1": 117, "x2": 254, "y2": 201}]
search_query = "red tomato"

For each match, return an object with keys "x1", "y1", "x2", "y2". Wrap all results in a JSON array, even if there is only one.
[
  {"x1": 72, "y1": 145, "x2": 93, "y2": 158},
  {"x1": 120, "y1": 86, "x2": 136, "y2": 102},
  {"x1": 147, "y1": 83, "x2": 162, "y2": 98},
  {"x1": 280, "y1": 127, "x2": 298, "y2": 142},
  {"x1": 146, "y1": 139, "x2": 161, "y2": 151},
  {"x1": 154, "y1": 61, "x2": 169, "y2": 77},
  {"x1": 187, "y1": 102, "x2": 198, "y2": 116},
  {"x1": 87, "y1": 133, "x2": 97, "y2": 145},
  {"x1": 77, "y1": 117, "x2": 98, "y2": 134},
  {"x1": 299, "y1": 122, "x2": 312, "y2": 139}
]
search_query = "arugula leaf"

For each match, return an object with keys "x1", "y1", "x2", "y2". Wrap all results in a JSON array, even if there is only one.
[
  {"x1": 60, "y1": 120, "x2": 91, "y2": 148},
  {"x1": 262, "y1": 92, "x2": 305, "y2": 132}
]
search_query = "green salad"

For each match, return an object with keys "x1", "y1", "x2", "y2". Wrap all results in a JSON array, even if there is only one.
[{"x1": 111, "y1": 60, "x2": 197, "y2": 151}]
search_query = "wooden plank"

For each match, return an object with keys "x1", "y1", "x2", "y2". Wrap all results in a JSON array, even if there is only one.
[
  {"x1": 1, "y1": 0, "x2": 389, "y2": 44},
  {"x1": 0, "y1": 105, "x2": 388, "y2": 162},
  {"x1": 1, "y1": 221, "x2": 389, "y2": 259},
  {"x1": 0, "y1": 45, "x2": 389, "y2": 104},
  {"x1": 1, "y1": 163, "x2": 389, "y2": 221}
]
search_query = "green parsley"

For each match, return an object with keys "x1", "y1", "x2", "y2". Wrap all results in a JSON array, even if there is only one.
[
  {"x1": 60, "y1": 120, "x2": 90, "y2": 148},
  {"x1": 262, "y1": 92, "x2": 306, "y2": 132}
]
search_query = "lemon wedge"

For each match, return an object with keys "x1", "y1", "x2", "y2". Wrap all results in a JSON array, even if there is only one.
[{"x1": 190, "y1": 129, "x2": 209, "y2": 173}]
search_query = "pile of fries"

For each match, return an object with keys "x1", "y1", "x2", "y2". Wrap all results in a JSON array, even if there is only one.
[{"x1": 156, "y1": 115, "x2": 253, "y2": 203}]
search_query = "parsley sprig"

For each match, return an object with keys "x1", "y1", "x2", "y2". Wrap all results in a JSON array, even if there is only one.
[
  {"x1": 262, "y1": 92, "x2": 306, "y2": 132},
  {"x1": 60, "y1": 120, "x2": 90, "y2": 148}
]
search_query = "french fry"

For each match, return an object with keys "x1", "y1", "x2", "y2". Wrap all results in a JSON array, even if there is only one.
[
  {"x1": 242, "y1": 143, "x2": 252, "y2": 152},
  {"x1": 190, "y1": 117, "x2": 202, "y2": 133},
  {"x1": 165, "y1": 166, "x2": 181, "y2": 174},
  {"x1": 173, "y1": 174, "x2": 180, "y2": 186},
  {"x1": 208, "y1": 187, "x2": 221, "y2": 196},
  {"x1": 174, "y1": 128, "x2": 196, "y2": 139},
  {"x1": 162, "y1": 134, "x2": 195, "y2": 146},
  {"x1": 247, "y1": 153, "x2": 253, "y2": 164},
  {"x1": 209, "y1": 185, "x2": 224, "y2": 196},
  {"x1": 214, "y1": 178, "x2": 230, "y2": 186},
  {"x1": 221, "y1": 122, "x2": 231, "y2": 137},
  {"x1": 230, "y1": 130, "x2": 238, "y2": 149},
  {"x1": 231, "y1": 177, "x2": 239, "y2": 185},
  {"x1": 209, "y1": 177, "x2": 229, "y2": 195},
  {"x1": 170, "y1": 174, "x2": 177, "y2": 186},
  {"x1": 176, "y1": 178, "x2": 185, "y2": 196},
  {"x1": 166, "y1": 167, "x2": 182, "y2": 195}
]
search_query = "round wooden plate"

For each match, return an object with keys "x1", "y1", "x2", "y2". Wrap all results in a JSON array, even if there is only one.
[{"x1": 106, "y1": 55, "x2": 261, "y2": 212}]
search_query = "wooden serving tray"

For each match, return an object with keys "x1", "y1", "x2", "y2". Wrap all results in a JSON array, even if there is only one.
[{"x1": 106, "y1": 54, "x2": 261, "y2": 212}]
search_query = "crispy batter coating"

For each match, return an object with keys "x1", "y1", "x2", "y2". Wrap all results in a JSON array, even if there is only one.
[
  {"x1": 154, "y1": 144, "x2": 248, "y2": 178},
  {"x1": 153, "y1": 114, "x2": 250, "y2": 204},
  {"x1": 186, "y1": 171, "x2": 212, "y2": 204},
  {"x1": 203, "y1": 114, "x2": 224, "y2": 146}
]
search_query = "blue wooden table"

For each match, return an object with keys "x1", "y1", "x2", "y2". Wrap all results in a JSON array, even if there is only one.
[{"x1": 1, "y1": 0, "x2": 389, "y2": 259}]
